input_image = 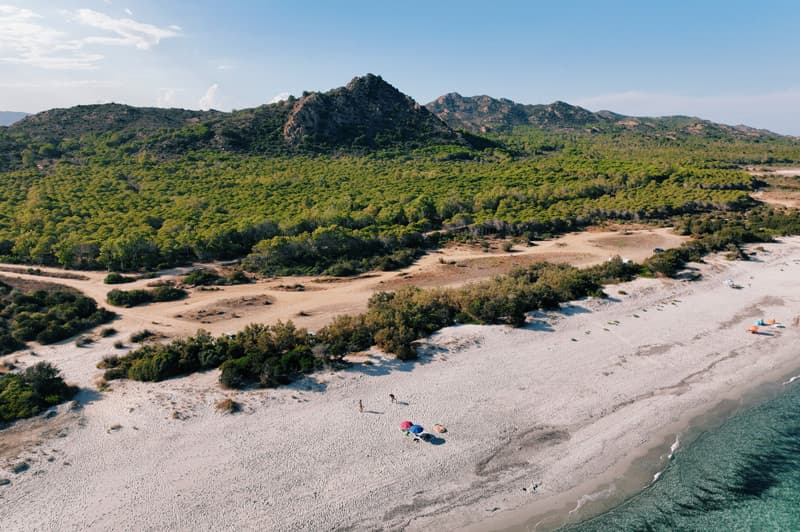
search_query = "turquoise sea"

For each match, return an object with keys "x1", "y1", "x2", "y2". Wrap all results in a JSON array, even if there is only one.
[{"x1": 566, "y1": 377, "x2": 800, "y2": 531}]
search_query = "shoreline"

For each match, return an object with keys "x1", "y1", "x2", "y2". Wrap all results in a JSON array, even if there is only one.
[
  {"x1": 2, "y1": 238, "x2": 800, "y2": 530},
  {"x1": 480, "y1": 357, "x2": 800, "y2": 532}
]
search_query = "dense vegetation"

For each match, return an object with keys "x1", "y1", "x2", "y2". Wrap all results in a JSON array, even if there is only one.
[
  {"x1": 0, "y1": 132, "x2": 792, "y2": 274},
  {"x1": 104, "y1": 272, "x2": 136, "y2": 284},
  {"x1": 101, "y1": 257, "x2": 640, "y2": 387},
  {"x1": 0, "y1": 280, "x2": 115, "y2": 355},
  {"x1": 106, "y1": 286, "x2": 187, "y2": 307},
  {"x1": 644, "y1": 206, "x2": 800, "y2": 276},
  {"x1": 0, "y1": 362, "x2": 77, "y2": 423},
  {"x1": 181, "y1": 268, "x2": 252, "y2": 286}
]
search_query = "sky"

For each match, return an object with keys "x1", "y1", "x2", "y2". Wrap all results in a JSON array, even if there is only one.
[{"x1": 1, "y1": 0, "x2": 800, "y2": 134}]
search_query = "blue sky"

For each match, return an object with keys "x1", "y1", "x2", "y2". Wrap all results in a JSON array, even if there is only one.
[{"x1": 2, "y1": 0, "x2": 800, "y2": 134}]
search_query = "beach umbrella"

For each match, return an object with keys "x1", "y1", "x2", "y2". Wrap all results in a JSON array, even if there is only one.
[
  {"x1": 748, "y1": 325, "x2": 759, "y2": 334},
  {"x1": 399, "y1": 421, "x2": 413, "y2": 430},
  {"x1": 409, "y1": 424, "x2": 424, "y2": 435}
]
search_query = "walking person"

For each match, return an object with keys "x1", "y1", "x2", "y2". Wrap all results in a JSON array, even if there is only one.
[
  {"x1": 389, "y1": 393, "x2": 396, "y2": 403},
  {"x1": 358, "y1": 399, "x2": 363, "y2": 413}
]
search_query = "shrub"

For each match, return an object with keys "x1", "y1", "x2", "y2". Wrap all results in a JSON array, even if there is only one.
[
  {"x1": 100, "y1": 327, "x2": 117, "y2": 337},
  {"x1": 226, "y1": 270, "x2": 252, "y2": 284},
  {"x1": 150, "y1": 286, "x2": 187, "y2": 302},
  {"x1": 107, "y1": 289, "x2": 152, "y2": 307},
  {"x1": 0, "y1": 286, "x2": 114, "y2": 354},
  {"x1": 219, "y1": 357, "x2": 250, "y2": 388},
  {"x1": 317, "y1": 314, "x2": 374, "y2": 358},
  {"x1": 130, "y1": 329, "x2": 155, "y2": 343},
  {"x1": 182, "y1": 269, "x2": 223, "y2": 286},
  {"x1": 107, "y1": 287, "x2": 187, "y2": 307},
  {"x1": 0, "y1": 362, "x2": 77, "y2": 422},
  {"x1": 104, "y1": 272, "x2": 135, "y2": 285}
]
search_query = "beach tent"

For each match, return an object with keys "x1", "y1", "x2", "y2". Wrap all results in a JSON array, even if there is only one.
[{"x1": 409, "y1": 424, "x2": 424, "y2": 435}]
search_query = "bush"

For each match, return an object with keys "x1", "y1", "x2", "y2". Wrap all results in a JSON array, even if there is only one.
[
  {"x1": 150, "y1": 286, "x2": 187, "y2": 302},
  {"x1": 219, "y1": 357, "x2": 250, "y2": 388},
  {"x1": 0, "y1": 362, "x2": 77, "y2": 422},
  {"x1": 100, "y1": 327, "x2": 117, "y2": 337},
  {"x1": 104, "y1": 272, "x2": 135, "y2": 285},
  {"x1": 226, "y1": 270, "x2": 252, "y2": 284},
  {"x1": 107, "y1": 287, "x2": 187, "y2": 307},
  {"x1": 130, "y1": 329, "x2": 155, "y2": 343},
  {"x1": 107, "y1": 289, "x2": 152, "y2": 307},
  {"x1": 182, "y1": 269, "x2": 223, "y2": 286},
  {"x1": 0, "y1": 285, "x2": 115, "y2": 354},
  {"x1": 317, "y1": 314, "x2": 374, "y2": 358}
]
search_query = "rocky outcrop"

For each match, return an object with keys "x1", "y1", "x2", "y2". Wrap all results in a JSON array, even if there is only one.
[{"x1": 283, "y1": 74, "x2": 457, "y2": 148}]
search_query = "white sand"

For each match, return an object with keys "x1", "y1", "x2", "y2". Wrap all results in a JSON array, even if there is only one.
[{"x1": 2, "y1": 238, "x2": 800, "y2": 531}]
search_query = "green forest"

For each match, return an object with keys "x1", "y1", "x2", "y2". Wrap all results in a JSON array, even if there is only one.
[{"x1": 1, "y1": 123, "x2": 797, "y2": 274}]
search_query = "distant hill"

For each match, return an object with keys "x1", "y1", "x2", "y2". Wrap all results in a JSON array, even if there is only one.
[
  {"x1": 425, "y1": 93, "x2": 780, "y2": 139},
  {"x1": 7, "y1": 104, "x2": 219, "y2": 142},
  {"x1": 4, "y1": 75, "x2": 463, "y2": 156},
  {"x1": 0, "y1": 76, "x2": 785, "y2": 169},
  {"x1": 0, "y1": 111, "x2": 29, "y2": 126}
]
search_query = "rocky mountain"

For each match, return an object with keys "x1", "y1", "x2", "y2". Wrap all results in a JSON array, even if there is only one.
[
  {"x1": 426, "y1": 93, "x2": 602, "y2": 132},
  {"x1": 282, "y1": 74, "x2": 458, "y2": 148},
  {"x1": 0, "y1": 111, "x2": 29, "y2": 127},
  {"x1": 426, "y1": 93, "x2": 780, "y2": 139}
]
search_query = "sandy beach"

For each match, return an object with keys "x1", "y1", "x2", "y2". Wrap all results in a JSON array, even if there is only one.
[{"x1": 2, "y1": 235, "x2": 800, "y2": 531}]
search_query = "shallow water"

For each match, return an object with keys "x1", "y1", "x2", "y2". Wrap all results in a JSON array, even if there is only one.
[{"x1": 565, "y1": 378, "x2": 800, "y2": 531}]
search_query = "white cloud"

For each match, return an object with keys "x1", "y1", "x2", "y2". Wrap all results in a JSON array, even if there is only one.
[
  {"x1": 156, "y1": 87, "x2": 180, "y2": 107},
  {"x1": 124, "y1": 8, "x2": 133, "y2": 16},
  {"x1": 168, "y1": 24, "x2": 181, "y2": 31},
  {"x1": 0, "y1": 5, "x2": 181, "y2": 70},
  {"x1": 269, "y1": 92, "x2": 290, "y2": 104},
  {"x1": 199, "y1": 84, "x2": 219, "y2": 110},
  {"x1": 0, "y1": 5, "x2": 102, "y2": 69},
  {"x1": 72, "y1": 9, "x2": 180, "y2": 50}
]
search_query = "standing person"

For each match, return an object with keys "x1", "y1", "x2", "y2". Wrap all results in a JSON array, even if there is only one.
[
  {"x1": 358, "y1": 400, "x2": 363, "y2": 413},
  {"x1": 389, "y1": 394, "x2": 396, "y2": 403}
]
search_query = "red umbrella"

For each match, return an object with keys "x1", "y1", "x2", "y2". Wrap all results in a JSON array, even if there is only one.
[{"x1": 399, "y1": 421, "x2": 413, "y2": 430}]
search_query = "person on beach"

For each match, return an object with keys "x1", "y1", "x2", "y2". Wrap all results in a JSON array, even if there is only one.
[
  {"x1": 389, "y1": 394, "x2": 396, "y2": 403},
  {"x1": 358, "y1": 400, "x2": 363, "y2": 413}
]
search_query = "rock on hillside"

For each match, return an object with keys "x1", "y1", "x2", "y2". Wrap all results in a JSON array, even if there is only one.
[
  {"x1": 282, "y1": 74, "x2": 458, "y2": 148},
  {"x1": 426, "y1": 93, "x2": 603, "y2": 132}
]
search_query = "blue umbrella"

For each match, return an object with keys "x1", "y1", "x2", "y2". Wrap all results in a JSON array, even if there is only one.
[{"x1": 409, "y1": 424, "x2": 424, "y2": 435}]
